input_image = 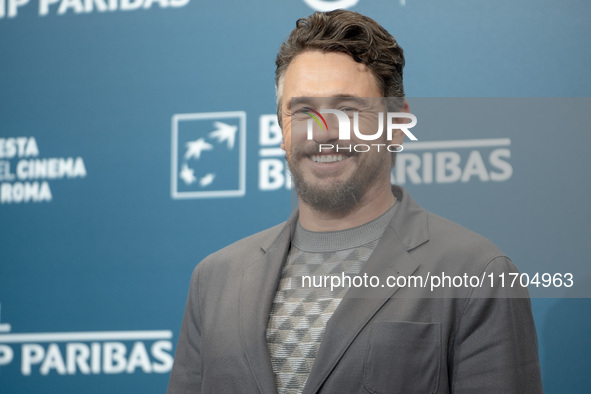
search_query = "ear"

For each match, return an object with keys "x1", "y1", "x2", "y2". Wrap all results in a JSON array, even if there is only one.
[
  {"x1": 390, "y1": 100, "x2": 412, "y2": 145},
  {"x1": 280, "y1": 140, "x2": 286, "y2": 151},
  {"x1": 402, "y1": 99, "x2": 410, "y2": 114}
]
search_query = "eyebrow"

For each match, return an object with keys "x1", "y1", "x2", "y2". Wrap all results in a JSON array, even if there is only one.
[{"x1": 287, "y1": 95, "x2": 370, "y2": 111}]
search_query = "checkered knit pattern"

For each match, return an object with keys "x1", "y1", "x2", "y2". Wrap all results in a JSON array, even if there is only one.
[{"x1": 266, "y1": 202, "x2": 398, "y2": 394}]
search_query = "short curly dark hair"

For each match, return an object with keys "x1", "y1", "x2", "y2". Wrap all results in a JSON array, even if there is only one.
[{"x1": 275, "y1": 10, "x2": 405, "y2": 125}]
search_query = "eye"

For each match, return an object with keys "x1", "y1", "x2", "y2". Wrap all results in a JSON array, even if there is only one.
[
  {"x1": 340, "y1": 107, "x2": 359, "y2": 113},
  {"x1": 291, "y1": 108, "x2": 308, "y2": 118}
]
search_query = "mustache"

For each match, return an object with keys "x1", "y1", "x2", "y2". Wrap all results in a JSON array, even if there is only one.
[{"x1": 290, "y1": 142, "x2": 358, "y2": 158}]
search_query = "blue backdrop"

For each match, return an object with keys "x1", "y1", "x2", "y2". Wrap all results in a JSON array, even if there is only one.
[{"x1": 1, "y1": 0, "x2": 590, "y2": 392}]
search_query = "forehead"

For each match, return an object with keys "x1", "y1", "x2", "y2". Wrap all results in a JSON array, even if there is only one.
[{"x1": 282, "y1": 51, "x2": 381, "y2": 99}]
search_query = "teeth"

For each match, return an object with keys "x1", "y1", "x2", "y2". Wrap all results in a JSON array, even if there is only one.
[{"x1": 311, "y1": 155, "x2": 346, "y2": 163}]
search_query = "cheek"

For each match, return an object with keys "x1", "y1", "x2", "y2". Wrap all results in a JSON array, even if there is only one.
[
  {"x1": 389, "y1": 130, "x2": 405, "y2": 146},
  {"x1": 359, "y1": 148, "x2": 391, "y2": 170},
  {"x1": 281, "y1": 119, "x2": 291, "y2": 149},
  {"x1": 350, "y1": 114, "x2": 389, "y2": 143},
  {"x1": 283, "y1": 119, "x2": 310, "y2": 151}
]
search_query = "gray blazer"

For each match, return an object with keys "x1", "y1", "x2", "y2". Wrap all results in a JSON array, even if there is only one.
[{"x1": 168, "y1": 186, "x2": 543, "y2": 393}]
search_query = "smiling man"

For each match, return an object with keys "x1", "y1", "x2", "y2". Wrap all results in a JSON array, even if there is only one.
[{"x1": 168, "y1": 10, "x2": 543, "y2": 394}]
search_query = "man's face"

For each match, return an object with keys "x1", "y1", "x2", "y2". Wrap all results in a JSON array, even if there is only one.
[{"x1": 280, "y1": 51, "x2": 403, "y2": 213}]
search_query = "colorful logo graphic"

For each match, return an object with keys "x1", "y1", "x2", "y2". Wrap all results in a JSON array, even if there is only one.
[{"x1": 303, "y1": 107, "x2": 328, "y2": 131}]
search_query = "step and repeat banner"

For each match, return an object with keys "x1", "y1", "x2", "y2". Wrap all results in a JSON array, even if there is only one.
[{"x1": 1, "y1": 0, "x2": 590, "y2": 392}]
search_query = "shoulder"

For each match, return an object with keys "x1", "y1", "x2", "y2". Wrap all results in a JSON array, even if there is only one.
[
  {"x1": 419, "y1": 211, "x2": 515, "y2": 274},
  {"x1": 192, "y1": 220, "x2": 288, "y2": 278},
  {"x1": 427, "y1": 212, "x2": 503, "y2": 254}
]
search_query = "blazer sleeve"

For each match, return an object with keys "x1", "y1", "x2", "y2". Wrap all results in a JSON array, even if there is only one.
[
  {"x1": 449, "y1": 256, "x2": 543, "y2": 393},
  {"x1": 167, "y1": 265, "x2": 203, "y2": 394}
]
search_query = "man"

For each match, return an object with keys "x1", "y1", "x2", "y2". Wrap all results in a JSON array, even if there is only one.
[{"x1": 168, "y1": 10, "x2": 543, "y2": 393}]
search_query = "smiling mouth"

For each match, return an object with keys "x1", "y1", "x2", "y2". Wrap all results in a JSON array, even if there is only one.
[{"x1": 310, "y1": 154, "x2": 348, "y2": 163}]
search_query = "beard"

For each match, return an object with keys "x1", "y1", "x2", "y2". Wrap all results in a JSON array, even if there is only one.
[{"x1": 286, "y1": 142, "x2": 387, "y2": 214}]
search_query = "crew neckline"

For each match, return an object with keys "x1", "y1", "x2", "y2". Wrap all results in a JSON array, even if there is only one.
[{"x1": 292, "y1": 201, "x2": 398, "y2": 253}]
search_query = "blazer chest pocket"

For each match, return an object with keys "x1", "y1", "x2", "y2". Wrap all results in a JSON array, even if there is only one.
[{"x1": 363, "y1": 321, "x2": 441, "y2": 394}]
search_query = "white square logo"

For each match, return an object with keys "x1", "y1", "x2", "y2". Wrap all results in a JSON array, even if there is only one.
[{"x1": 171, "y1": 112, "x2": 246, "y2": 199}]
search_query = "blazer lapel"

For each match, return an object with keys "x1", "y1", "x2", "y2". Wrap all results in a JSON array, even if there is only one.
[
  {"x1": 239, "y1": 214, "x2": 297, "y2": 394},
  {"x1": 302, "y1": 186, "x2": 429, "y2": 394}
]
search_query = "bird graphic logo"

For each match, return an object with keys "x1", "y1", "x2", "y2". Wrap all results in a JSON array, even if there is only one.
[{"x1": 172, "y1": 112, "x2": 246, "y2": 199}]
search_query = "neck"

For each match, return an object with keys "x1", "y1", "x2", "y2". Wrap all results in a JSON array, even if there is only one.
[{"x1": 298, "y1": 180, "x2": 395, "y2": 232}]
